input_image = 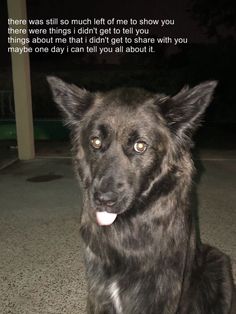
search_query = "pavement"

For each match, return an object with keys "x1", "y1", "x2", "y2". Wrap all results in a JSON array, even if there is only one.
[{"x1": 0, "y1": 154, "x2": 235, "y2": 314}]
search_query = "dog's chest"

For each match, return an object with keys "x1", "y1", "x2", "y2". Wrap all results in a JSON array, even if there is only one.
[
  {"x1": 109, "y1": 281, "x2": 123, "y2": 314},
  {"x1": 85, "y1": 246, "x2": 122, "y2": 311}
]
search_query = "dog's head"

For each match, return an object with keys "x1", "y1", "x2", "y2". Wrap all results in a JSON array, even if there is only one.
[{"x1": 48, "y1": 77, "x2": 217, "y2": 225}]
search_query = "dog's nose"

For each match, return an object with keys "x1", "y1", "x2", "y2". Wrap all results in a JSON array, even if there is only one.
[{"x1": 94, "y1": 191, "x2": 118, "y2": 207}]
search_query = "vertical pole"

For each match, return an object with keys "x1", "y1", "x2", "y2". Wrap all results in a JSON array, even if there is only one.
[{"x1": 7, "y1": 0, "x2": 35, "y2": 160}]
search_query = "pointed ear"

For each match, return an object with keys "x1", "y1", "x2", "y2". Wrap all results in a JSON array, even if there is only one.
[
  {"x1": 159, "y1": 81, "x2": 218, "y2": 138},
  {"x1": 47, "y1": 76, "x2": 93, "y2": 126}
]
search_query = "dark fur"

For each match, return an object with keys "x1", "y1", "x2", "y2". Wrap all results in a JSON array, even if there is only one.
[{"x1": 48, "y1": 77, "x2": 235, "y2": 313}]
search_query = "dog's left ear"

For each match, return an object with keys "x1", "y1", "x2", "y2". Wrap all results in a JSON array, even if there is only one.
[
  {"x1": 159, "y1": 81, "x2": 217, "y2": 138},
  {"x1": 47, "y1": 76, "x2": 93, "y2": 126}
]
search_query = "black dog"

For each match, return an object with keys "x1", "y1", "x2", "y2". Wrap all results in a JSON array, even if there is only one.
[{"x1": 48, "y1": 77, "x2": 234, "y2": 313}]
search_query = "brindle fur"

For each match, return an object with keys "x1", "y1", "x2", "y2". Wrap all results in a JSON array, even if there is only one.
[{"x1": 48, "y1": 77, "x2": 235, "y2": 314}]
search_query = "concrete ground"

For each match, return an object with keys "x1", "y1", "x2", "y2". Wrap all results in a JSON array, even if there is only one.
[{"x1": 0, "y1": 154, "x2": 235, "y2": 314}]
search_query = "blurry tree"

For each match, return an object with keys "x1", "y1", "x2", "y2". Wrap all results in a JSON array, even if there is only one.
[{"x1": 191, "y1": 0, "x2": 236, "y2": 40}]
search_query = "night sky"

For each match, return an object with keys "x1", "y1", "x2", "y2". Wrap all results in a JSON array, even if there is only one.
[
  {"x1": 1, "y1": 0, "x2": 211, "y2": 66},
  {"x1": 25, "y1": 0, "x2": 208, "y2": 42},
  {"x1": 1, "y1": 0, "x2": 236, "y2": 127}
]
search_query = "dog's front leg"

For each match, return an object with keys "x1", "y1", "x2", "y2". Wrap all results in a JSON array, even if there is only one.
[{"x1": 87, "y1": 294, "x2": 116, "y2": 314}]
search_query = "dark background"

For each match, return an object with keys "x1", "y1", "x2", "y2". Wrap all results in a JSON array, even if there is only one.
[{"x1": 1, "y1": 0, "x2": 236, "y2": 149}]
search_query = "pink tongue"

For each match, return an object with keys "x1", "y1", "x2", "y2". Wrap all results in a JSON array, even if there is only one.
[{"x1": 96, "y1": 211, "x2": 117, "y2": 226}]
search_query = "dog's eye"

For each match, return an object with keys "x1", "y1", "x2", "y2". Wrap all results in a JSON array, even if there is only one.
[
  {"x1": 134, "y1": 141, "x2": 148, "y2": 154},
  {"x1": 90, "y1": 136, "x2": 102, "y2": 149}
]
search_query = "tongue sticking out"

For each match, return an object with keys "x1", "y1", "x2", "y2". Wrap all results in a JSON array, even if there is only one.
[{"x1": 96, "y1": 211, "x2": 117, "y2": 226}]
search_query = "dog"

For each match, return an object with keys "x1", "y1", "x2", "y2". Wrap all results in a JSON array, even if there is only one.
[{"x1": 48, "y1": 77, "x2": 235, "y2": 313}]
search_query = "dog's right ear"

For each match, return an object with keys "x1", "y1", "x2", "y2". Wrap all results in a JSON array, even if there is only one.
[{"x1": 47, "y1": 76, "x2": 93, "y2": 126}]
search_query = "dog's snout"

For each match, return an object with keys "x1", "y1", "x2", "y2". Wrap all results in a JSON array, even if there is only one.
[{"x1": 94, "y1": 191, "x2": 118, "y2": 207}]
